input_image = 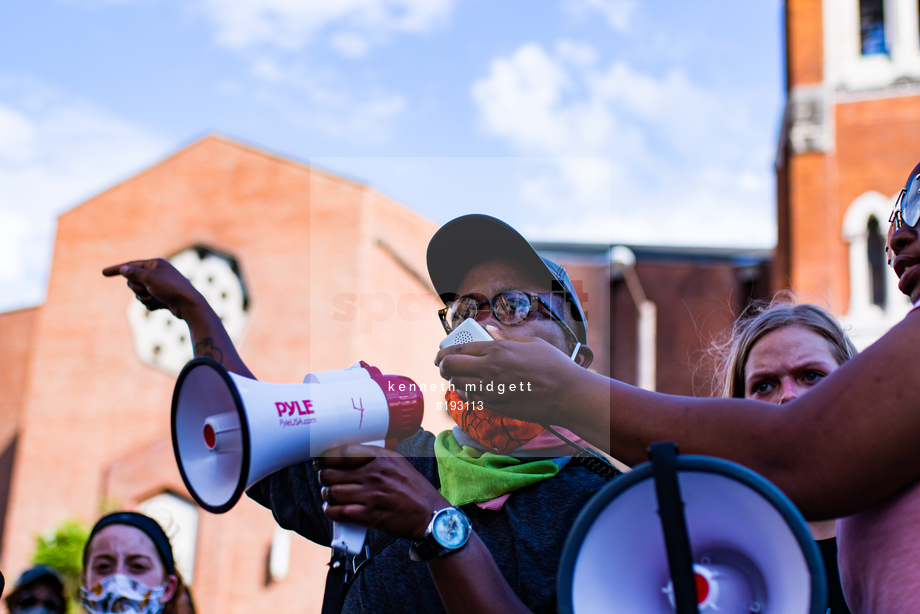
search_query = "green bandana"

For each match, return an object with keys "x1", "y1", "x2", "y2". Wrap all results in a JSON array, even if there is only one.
[{"x1": 434, "y1": 430, "x2": 563, "y2": 507}]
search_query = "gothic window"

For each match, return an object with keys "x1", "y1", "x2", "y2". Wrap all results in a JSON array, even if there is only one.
[
  {"x1": 867, "y1": 216, "x2": 887, "y2": 308},
  {"x1": 843, "y1": 191, "x2": 911, "y2": 327},
  {"x1": 861, "y1": 0, "x2": 887, "y2": 55}
]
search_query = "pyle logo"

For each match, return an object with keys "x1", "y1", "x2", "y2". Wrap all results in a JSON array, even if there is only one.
[{"x1": 275, "y1": 400, "x2": 314, "y2": 417}]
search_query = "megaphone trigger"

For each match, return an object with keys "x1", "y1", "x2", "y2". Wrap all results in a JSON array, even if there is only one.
[
  {"x1": 332, "y1": 521, "x2": 370, "y2": 556},
  {"x1": 327, "y1": 437, "x2": 383, "y2": 556}
]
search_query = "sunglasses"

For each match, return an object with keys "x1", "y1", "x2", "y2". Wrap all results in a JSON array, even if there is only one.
[
  {"x1": 438, "y1": 290, "x2": 579, "y2": 344},
  {"x1": 16, "y1": 595, "x2": 65, "y2": 613},
  {"x1": 890, "y1": 174, "x2": 920, "y2": 230},
  {"x1": 886, "y1": 173, "x2": 920, "y2": 265}
]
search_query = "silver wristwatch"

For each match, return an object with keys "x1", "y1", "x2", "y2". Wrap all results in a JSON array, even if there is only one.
[{"x1": 409, "y1": 507, "x2": 472, "y2": 561}]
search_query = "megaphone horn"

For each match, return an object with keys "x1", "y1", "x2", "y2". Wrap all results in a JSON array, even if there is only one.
[
  {"x1": 171, "y1": 358, "x2": 424, "y2": 519},
  {"x1": 558, "y1": 443, "x2": 828, "y2": 614}
]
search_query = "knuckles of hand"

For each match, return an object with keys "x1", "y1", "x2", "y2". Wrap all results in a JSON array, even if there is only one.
[{"x1": 318, "y1": 466, "x2": 433, "y2": 539}]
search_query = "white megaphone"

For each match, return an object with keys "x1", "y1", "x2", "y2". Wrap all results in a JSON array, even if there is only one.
[
  {"x1": 171, "y1": 357, "x2": 424, "y2": 555},
  {"x1": 558, "y1": 443, "x2": 828, "y2": 614}
]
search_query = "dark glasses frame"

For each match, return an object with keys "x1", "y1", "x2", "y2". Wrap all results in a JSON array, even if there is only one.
[
  {"x1": 887, "y1": 173, "x2": 920, "y2": 265},
  {"x1": 438, "y1": 290, "x2": 580, "y2": 345},
  {"x1": 890, "y1": 173, "x2": 920, "y2": 231}
]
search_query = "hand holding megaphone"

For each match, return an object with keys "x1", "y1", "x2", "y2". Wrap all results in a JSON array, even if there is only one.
[
  {"x1": 172, "y1": 359, "x2": 424, "y2": 555},
  {"x1": 315, "y1": 443, "x2": 452, "y2": 547}
]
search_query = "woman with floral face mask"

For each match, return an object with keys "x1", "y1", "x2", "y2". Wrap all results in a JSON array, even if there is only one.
[{"x1": 81, "y1": 512, "x2": 191, "y2": 614}]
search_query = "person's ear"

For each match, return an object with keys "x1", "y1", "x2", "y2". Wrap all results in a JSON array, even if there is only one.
[
  {"x1": 162, "y1": 575, "x2": 179, "y2": 603},
  {"x1": 573, "y1": 344, "x2": 594, "y2": 368}
]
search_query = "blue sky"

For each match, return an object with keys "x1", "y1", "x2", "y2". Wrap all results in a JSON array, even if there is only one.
[{"x1": 0, "y1": 0, "x2": 784, "y2": 312}]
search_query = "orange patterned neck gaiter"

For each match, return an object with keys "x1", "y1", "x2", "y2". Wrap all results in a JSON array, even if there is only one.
[{"x1": 446, "y1": 390, "x2": 544, "y2": 455}]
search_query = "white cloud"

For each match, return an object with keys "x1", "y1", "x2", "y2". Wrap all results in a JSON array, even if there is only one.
[
  {"x1": 199, "y1": 0, "x2": 442, "y2": 142},
  {"x1": 0, "y1": 76, "x2": 171, "y2": 312},
  {"x1": 0, "y1": 210, "x2": 30, "y2": 284},
  {"x1": 55, "y1": 0, "x2": 153, "y2": 6},
  {"x1": 61, "y1": 0, "x2": 427, "y2": 144},
  {"x1": 561, "y1": 0, "x2": 636, "y2": 31},
  {"x1": 243, "y1": 57, "x2": 406, "y2": 142},
  {"x1": 471, "y1": 42, "x2": 775, "y2": 248},
  {"x1": 197, "y1": 0, "x2": 452, "y2": 53},
  {"x1": 0, "y1": 103, "x2": 37, "y2": 163},
  {"x1": 331, "y1": 32, "x2": 371, "y2": 57}
]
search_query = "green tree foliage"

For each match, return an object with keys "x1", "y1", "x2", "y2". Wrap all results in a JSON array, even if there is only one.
[{"x1": 32, "y1": 519, "x2": 89, "y2": 614}]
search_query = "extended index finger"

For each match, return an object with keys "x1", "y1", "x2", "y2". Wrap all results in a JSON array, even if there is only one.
[{"x1": 102, "y1": 259, "x2": 157, "y2": 277}]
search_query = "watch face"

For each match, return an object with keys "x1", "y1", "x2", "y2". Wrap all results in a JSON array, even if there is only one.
[{"x1": 433, "y1": 509, "x2": 470, "y2": 549}]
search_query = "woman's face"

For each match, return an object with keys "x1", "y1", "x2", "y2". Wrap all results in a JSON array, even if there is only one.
[
  {"x1": 743, "y1": 325, "x2": 841, "y2": 404},
  {"x1": 84, "y1": 525, "x2": 170, "y2": 591}
]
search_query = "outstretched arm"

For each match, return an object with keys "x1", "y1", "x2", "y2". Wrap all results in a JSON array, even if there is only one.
[
  {"x1": 103, "y1": 259, "x2": 254, "y2": 378},
  {"x1": 435, "y1": 311, "x2": 920, "y2": 519}
]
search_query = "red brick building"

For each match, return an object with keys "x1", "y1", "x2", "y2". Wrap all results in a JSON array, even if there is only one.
[
  {"x1": 0, "y1": 136, "x2": 455, "y2": 614},
  {"x1": 777, "y1": 0, "x2": 919, "y2": 345}
]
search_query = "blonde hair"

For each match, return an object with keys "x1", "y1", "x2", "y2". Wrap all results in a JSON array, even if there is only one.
[{"x1": 714, "y1": 293, "x2": 858, "y2": 398}]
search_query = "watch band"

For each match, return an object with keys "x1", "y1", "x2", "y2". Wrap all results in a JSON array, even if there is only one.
[{"x1": 410, "y1": 533, "x2": 449, "y2": 561}]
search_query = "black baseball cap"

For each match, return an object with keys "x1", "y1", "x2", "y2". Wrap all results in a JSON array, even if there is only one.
[
  {"x1": 426, "y1": 214, "x2": 588, "y2": 345},
  {"x1": 5, "y1": 565, "x2": 65, "y2": 612},
  {"x1": 11, "y1": 565, "x2": 63, "y2": 593}
]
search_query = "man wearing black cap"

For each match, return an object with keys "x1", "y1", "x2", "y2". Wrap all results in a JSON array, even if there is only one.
[
  {"x1": 4, "y1": 566, "x2": 66, "y2": 614},
  {"x1": 105, "y1": 214, "x2": 610, "y2": 613}
]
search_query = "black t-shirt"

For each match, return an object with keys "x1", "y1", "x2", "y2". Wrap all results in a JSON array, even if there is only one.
[{"x1": 247, "y1": 429, "x2": 608, "y2": 614}]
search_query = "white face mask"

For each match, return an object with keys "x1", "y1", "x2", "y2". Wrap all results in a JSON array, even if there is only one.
[{"x1": 81, "y1": 574, "x2": 167, "y2": 614}]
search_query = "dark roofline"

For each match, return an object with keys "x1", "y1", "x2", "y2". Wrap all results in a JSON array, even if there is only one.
[{"x1": 531, "y1": 242, "x2": 773, "y2": 268}]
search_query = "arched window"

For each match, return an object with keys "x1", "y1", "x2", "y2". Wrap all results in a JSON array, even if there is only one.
[
  {"x1": 867, "y1": 215, "x2": 886, "y2": 308},
  {"x1": 842, "y1": 191, "x2": 912, "y2": 348}
]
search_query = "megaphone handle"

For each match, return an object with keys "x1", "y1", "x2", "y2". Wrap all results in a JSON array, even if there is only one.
[
  {"x1": 331, "y1": 521, "x2": 369, "y2": 556},
  {"x1": 326, "y1": 440, "x2": 385, "y2": 556},
  {"x1": 649, "y1": 442, "x2": 700, "y2": 614}
]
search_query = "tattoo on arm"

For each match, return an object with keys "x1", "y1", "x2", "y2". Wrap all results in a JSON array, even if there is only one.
[{"x1": 194, "y1": 337, "x2": 224, "y2": 363}]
